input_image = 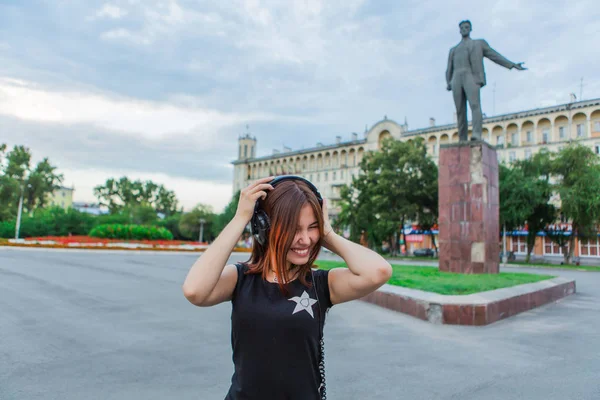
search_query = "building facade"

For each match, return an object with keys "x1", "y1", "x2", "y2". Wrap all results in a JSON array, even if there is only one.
[
  {"x1": 232, "y1": 98, "x2": 600, "y2": 258},
  {"x1": 47, "y1": 186, "x2": 74, "y2": 209}
]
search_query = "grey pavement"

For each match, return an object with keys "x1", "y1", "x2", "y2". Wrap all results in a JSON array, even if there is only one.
[{"x1": 1, "y1": 247, "x2": 599, "y2": 400}]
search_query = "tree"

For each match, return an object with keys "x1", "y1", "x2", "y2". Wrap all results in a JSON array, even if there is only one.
[
  {"x1": 336, "y1": 137, "x2": 438, "y2": 256},
  {"x1": 24, "y1": 158, "x2": 64, "y2": 210},
  {"x1": 512, "y1": 151, "x2": 556, "y2": 262},
  {"x1": 124, "y1": 204, "x2": 161, "y2": 225},
  {"x1": 551, "y1": 144, "x2": 600, "y2": 264},
  {"x1": 178, "y1": 204, "x2": 216, "y2": 241},
  {"x1": 499, "y1": 164, "x2": 534, "y2": 231},
  {"x1": 212, "y1": 191, "x2": 243, "y2": 238},
  {"x1": 0, "y1": 144, "x2": 63, "y2": 221},
  {"x1": 93, "y1": 177, "x2": 179, "y2": 216},
  {"x1": 499, "y1": 153, "x2": 557, "y2": 262},
  {"x1": 335, "y1": 180, "x2": 378, "y2": 246}
]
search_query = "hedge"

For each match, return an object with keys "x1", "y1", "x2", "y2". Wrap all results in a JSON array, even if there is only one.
[{"x1": 89, "y1": 224, "x2": 174, "y2": 240}]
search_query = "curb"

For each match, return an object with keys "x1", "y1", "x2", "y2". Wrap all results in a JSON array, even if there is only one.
[
  {"x1": 0, "y1": 243, "x2": 252, "y2": 253},
  {"x1": 360, "y1": 277, "x2": 576, "y2": 326}
]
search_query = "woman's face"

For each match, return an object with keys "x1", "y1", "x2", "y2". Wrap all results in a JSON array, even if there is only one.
[{"x1": 286, "y1": 203, "x2": 320, "y2": 266}]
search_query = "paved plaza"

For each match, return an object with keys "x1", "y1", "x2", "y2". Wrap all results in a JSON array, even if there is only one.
[{"x1": 1, "y1": 248, "x2": 599, "y2": 399}]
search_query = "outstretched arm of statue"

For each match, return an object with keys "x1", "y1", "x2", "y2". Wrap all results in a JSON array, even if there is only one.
[{"x1": 482, "y1": 40, "x2": 526, "y2": 70}]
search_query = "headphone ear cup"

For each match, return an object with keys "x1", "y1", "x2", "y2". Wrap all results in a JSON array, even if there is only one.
[{"x1": 252, "y1": 210, "x2": 271, "y2": 246}]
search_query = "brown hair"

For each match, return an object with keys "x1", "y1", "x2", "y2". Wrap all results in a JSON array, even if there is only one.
[{"x1": 245, "y1": 179, "x2": 324, "y2": 294}]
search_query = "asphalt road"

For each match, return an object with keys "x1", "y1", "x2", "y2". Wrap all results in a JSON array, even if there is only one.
[{"x1": 1, "y1": 248, "x2": 599, "y2": 400}]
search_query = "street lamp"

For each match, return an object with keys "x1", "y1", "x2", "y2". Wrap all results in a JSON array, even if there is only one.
[
  {"x1": 15, "y1": 183, "x2": 32, "y2": 240},
  {"x1": 199, "y1": 218, "x2": 206, "y2": 243}
]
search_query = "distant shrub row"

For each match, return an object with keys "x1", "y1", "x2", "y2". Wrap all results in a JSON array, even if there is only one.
[{"x1": 89, "y1": 224, "x2": 173, "y2": 240}]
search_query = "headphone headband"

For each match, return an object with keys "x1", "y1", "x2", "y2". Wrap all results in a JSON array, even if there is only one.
[{"x1": 268, "y1": 175, "x2": 323, "y2": 205}]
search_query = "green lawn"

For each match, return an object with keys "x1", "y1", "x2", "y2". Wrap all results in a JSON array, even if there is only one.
[{"x1": 314, "y1": 260, "x2": 555, "y2": 295}]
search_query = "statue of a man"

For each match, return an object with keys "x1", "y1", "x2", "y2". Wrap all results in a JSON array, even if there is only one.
[{"x1": 446, "y1": 20, "x2": 526, "y2": 141}]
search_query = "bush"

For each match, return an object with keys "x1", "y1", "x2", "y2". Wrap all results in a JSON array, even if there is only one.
[
  {"x1": 89, "y1": 224, "x2": 174, "y2": 240},
  {"x1": 0, "y1": 207, "x2": 96, "y2": 238},
  {"x1": 0, "y1": 220, "x2": 15, "y2": 238},
  {"x1": 156, "y1": 214, "x2": 186, "y2": 240}
]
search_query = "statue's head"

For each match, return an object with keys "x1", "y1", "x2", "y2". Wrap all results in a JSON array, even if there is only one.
[{"x1": 458, "y1": 20, "x2": 472, "y2": 37}]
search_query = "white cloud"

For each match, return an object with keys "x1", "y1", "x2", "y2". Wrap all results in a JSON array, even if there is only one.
[
  {"x1": 0, "y1": 77, "x2": 283, "y2": 143},
  {"x1": 95, "y1": 4, "x2": 128, "y2": 19},
  {"x1": 98, "y1": 0, "x2": 225, "y2": 46},
  {"x1": 100, "y1": 28, "x2": 152, "y2": 45}
]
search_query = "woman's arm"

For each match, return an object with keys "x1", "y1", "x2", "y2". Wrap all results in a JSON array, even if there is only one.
[
  {"x1": 321, "y1": 200, "x2": 393, "y2": 305},
  {"x1": 182, "y1": 177, "x2": 274, "y2": 306}
]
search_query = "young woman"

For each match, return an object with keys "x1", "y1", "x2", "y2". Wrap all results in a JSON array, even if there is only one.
[{"x1": 182, "y1": 175, "x2": 392, "y2": 399}]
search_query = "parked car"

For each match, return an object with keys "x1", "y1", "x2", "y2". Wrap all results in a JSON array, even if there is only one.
[{"x1": 413, "y1": 248, "x2": 435, "y2": 257}]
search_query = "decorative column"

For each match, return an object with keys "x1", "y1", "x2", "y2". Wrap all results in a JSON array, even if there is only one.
[
  {"x1": 587, "y1": 116, "x2": 592, "y2": 138},
  {"x1": 438, "y1": 140, "x2": 500, "y2": 274}
]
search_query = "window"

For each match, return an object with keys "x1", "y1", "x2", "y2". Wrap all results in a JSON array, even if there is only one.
[
  {"x1": 310, "y1": 174, "x2": 313, "y2": 181},
  {"x1": 542, "y1": 130, "x2": 549, "y2": 143},
  {"x1": 325, "y1": 172, "x2": 328, "y2": 182},
  {"x1": 559, "y1": 126, "x2": 565, "y2": 139},
  {"x1": 526, "y1": 131, "x2": 532, "y2": 142},
  {"x1": 543, "y1": 237, "x2": 567, "y2": 255},
  {"x1": 432, "y1": 144, "x2": 438, "y2": 155},
  {"x1": 509, "y1": 151, "x2": 516, "y2": 162},
  {"x1": 511, "y1": 133, "x2": 518, "y2": 146},
  {"x1": 595, "y1": 121, "x2": 600, "y2": 131},
  {"x1": 341, "y1": 170, "x2": 345, "y2": 179},
  {"x1": 496, "y1": 135, "x2": 504, "y2": 147},
  {"x1": 595, "y1": 144, "x2": 600, "y2": 155},
  {"x1": 525, "y1": 149, "x2": 532, "y2": 159},
  {"x1": 580, "y1": 237, "x2": 600, "y2": 257},
  {"x1": 511, "y1": 236, "x2": 527, "y2": 254},
  {"x1": 244, "y1": 145, "x2": 248, "y2": 158},
  {"x1": 577, "y1": 124, "x2": 585, "y2": 137},
  {"x1": 333, "y1": 171, "x2": 336, "y2": 180},
  {"x1": 317, "y1": 173, "x2": 320, "y2": 182}
]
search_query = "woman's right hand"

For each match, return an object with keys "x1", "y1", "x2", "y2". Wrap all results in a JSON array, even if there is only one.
[{"x1": 234, "y1": 176, "x2": 275, "y2": 223}]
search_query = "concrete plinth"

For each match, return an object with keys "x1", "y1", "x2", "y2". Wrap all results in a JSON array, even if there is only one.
[
  {"x1": 438, "y1": 140, "x2": 499, "y2": 274},
  {"x1": 360, "y1": 278, "x2": 576, "y2": 325}
]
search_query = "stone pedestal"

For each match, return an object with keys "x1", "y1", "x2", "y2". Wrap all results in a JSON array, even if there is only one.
[{"x1": 438, "y1": 140, "x2": 499, "y2": 274}]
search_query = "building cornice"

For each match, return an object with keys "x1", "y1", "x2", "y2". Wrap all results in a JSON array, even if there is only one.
[
  {"x1": 231, "y1": 138, "x2": 367, "y2": 165},
  {"x1": 404, "y1": 98, "x2": 600, "y2": 137}
]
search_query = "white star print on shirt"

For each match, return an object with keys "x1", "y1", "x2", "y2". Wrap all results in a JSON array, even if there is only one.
[{"x1": 288, "y1": 290, "x2": 318, "y2": 318}]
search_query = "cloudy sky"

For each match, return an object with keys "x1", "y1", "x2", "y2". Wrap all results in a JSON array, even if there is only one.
[{"x1": 1, "y1": 0, "x2": 598, "y2": 213}]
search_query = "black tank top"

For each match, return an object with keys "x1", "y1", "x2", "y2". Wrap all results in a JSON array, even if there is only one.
[{"x1": 225, "y1": 262, "x2": 332, "y2": 400}]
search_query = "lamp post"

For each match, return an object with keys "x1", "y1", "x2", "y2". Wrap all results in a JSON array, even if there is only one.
[
  {"x1": 199, "y1": 218, "x2": 206, "y2": 243},
  {"x1": 502, "y1": 224, "x2": 507, "y2": 267},
  {"x1": 15, "y1": 183, "x2": 32, "y2": 240}
]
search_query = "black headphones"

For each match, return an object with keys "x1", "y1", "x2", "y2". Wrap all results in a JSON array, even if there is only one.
[{"x1": 250, "y1": 175, "x2": 323, "y2": 246}]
